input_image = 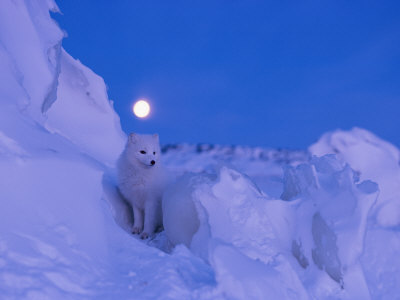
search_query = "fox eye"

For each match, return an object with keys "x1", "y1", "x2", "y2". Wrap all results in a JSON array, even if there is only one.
[
  {"x1": 153, "y1": 152, "x2": 156, "y2": 155},
  {"x1": 140, "y1": 150, "x2": 146, "y2": 154}
]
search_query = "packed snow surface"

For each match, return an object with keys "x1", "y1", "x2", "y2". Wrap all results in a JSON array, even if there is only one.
[{"x1": 1, "y1": 1, "x2": 399, "y2": 299}]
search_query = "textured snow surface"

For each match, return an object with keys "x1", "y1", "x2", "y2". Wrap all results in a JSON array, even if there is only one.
[
  {"x1": 1, "y1": 1, "x2": 399, "y2": 299},
  {"x1": 310, "y1": 128, "x2": 400, "y2": 298}
]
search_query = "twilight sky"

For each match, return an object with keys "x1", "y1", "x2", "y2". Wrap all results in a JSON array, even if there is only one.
[{"x1": 54, "y1": 1, "x2": 400, "y2": 149}]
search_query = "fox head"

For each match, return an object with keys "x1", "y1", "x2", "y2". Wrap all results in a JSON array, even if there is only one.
[{"x1": 126, "y1": 133, "x2": 161, "y2": 168}]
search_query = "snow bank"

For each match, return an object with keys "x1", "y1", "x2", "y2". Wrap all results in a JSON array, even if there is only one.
[
  {"x1": 45, "y1": 49, "x2": 126, "y2": 166},
  {"x1": 0, "y1": 0, "x2": 63, "y2": 123},
  {"x1": 0, "y1": 0, "x2": 125, "y2": 167},
  {"x1": 0, "y1": 1, "x2": 215, "y2": 298}
]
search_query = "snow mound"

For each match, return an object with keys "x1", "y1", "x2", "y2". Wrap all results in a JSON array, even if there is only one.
[
  {"x1": 310, "y1": 128, "x2": 400, "y2": 298},
  {"x1": 282, "y1": 155, "x2": 378, "y2": 298},
  {"x1": 310, "y1": 127, "x2": 400, "y2": 228},
  {"x1": 163, "y1": 167, "x2": 308, "y2": 299},
  {"x1": 164, "y1": 153, "x2": 380, "y2": 298}
]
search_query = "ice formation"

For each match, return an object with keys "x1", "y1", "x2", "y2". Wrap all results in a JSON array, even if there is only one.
[
  {"x1": 0, "y1": 1, "x2": 399, "y2": 299},
  {"x1": 310, "y1": 127, "x2": 400, "y2": 228},
  {"x1": 310, "y1": 128, "x2": 400, "y2": 298},
  {"x1": 163, "y1": 155, "x2": 380, "y2": 299}
]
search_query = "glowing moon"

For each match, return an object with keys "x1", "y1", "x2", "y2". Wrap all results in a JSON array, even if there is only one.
[{"x1": 133, "y1": 100, "x2": 150, "y2": 118}]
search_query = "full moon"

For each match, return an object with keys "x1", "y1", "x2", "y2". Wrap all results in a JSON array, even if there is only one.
[{"x1": 133, "y1": 100, "x2": 151, "y2": 118}]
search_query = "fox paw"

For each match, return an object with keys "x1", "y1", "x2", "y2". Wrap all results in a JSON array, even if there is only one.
[
  {"x1": 140, "y1": 232, "x2": 149, "y2": 240},
  {"x1": 132, "y1": 226, "x2": 142, "y2": 234}
]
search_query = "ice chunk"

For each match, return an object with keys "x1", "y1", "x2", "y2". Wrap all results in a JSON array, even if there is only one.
[
  {"x1": 311, "y1": 212, "x2": 342, "y2": 285},
  {"x1": 163, "y1": 167, "x2": 308, "y2": 298},
  {"x1": 310, "y1": 128, "x2": 400, "y2": 298},
  {"x1": 281, "y1": 162, "x2": 318, "y2": 200},
  {"x1": 310, "y1": 127, "x2": 400, "y2": 228},
  {"x1": 282, "y1": 154, "x2": 378, "y2": 298}
]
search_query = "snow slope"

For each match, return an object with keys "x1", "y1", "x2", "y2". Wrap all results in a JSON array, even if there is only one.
[
  {"x1": 0, "y1": 1, "x2": 214, "y2": 299},
  {"x1": 1, "y1": 1, "x2": 399, "y2": 299}
]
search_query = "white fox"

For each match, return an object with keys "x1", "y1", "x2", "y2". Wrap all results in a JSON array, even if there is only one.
[{"x1": 117, "y1": 133, "x2": 166, "y2": 239}]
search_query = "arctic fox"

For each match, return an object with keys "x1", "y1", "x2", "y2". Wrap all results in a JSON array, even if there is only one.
[{"x1": 117, "y1": 133, "x2": 166, "y2": 239}]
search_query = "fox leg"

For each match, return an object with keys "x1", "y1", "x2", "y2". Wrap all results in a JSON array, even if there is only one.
[
  {"x1": 132, "y1": 205, "x2": 143, "y2": 234},
  {"x1": 141, "y1": 200, "x2": 160, "y2": 239}
]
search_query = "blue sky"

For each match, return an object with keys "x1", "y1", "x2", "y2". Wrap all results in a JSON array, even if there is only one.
[{"x1": 54, "y1": 1, "x2": 400, "y2": 149}]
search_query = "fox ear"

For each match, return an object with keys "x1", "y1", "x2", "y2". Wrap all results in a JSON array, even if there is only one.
[{"x1": 129, "y1": 133, "x2": 137, "y2": 143}]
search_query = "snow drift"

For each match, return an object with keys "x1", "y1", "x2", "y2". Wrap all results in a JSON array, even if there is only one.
[
  {"x1": 0, "y1": 1, "x2": 215, "y2": 298},
  {"x1": 310, "y1": 127, "x2": 400, "y2": 228},
  {"x1": 163, "y1": 155, "x2": 379, "y2": 299},
  {"x1": 310, "y1": 128, "x2": 400, "y2": 298},
  {"x1": 1, "y1": 1, "x2": 399, "y2": 299}
]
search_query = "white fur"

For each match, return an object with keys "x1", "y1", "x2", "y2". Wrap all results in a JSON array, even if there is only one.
[{"x1": 116, "y1": 133, "x2": 166, "y2": 239}]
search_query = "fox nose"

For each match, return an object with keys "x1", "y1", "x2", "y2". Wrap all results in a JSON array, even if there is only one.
[{"x1": 151, "y1": 160, "x2": 155, "y2": 165}]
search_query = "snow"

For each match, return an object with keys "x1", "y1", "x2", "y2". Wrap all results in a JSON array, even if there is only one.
[
  {"x1": 45, "y1": 49, "x2": 126, "y2": 166},
  {"x1": 310, "y1": 128, "x2": 400, "y2": 298},
  {"x1": 163, "y1": 155, "x2": 379, "y2": 298},
  {"x1": 0, "y1": 1, "x2": 214, "y2": 298},
  {"x1": 0, "y1": 0, "x2": 399, "y2": 299},
  {"x1": 310, "y1": 127, "x2": 400, "y2": 228}
]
